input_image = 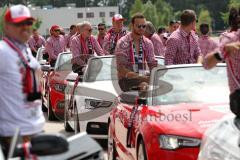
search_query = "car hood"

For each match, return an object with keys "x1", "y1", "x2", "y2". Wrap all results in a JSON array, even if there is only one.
[{"x1": 144, "y1": 103, "x2": 231, "y2": 138}]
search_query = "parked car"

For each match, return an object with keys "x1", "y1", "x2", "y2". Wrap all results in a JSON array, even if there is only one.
[
  {"x1": 64, "y1": 56, "x2": 118, "y2": 135},
  {"x1": 64, "y1": 56, "x2": 165, "y2": 136},
  {"x1": 198, "y1": 115, "x2": 240, "y2": 160},
  {"x1": 41, "y1": 52, "x2": 72, "y2": 120},
  {"x1": 108, "y1": 64, "x2": 231, "y2": 160}
]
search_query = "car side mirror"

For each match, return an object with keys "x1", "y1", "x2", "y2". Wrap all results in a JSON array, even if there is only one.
[
  {"x1": 41, "y1": 65, "x2": 53, "y2": 72},
  {"x1": 30, "y1": 134, "x2": 68, "y2": 155},
  {"x1": 14, "y1": 134, "x2": 68, "y2": 157}
]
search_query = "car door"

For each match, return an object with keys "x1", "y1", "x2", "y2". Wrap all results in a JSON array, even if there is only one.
[{"x1": 114, "y1": 91, "x2": 140, "y2": 160}]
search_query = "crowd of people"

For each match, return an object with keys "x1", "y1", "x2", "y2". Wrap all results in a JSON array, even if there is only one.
[{"x1": 0, "y1": 3, "x2": 240, "y2": 159}]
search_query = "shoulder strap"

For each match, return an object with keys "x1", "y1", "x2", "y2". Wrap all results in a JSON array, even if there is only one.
[{"x1": 3, "y1": 37, "x2": 29, "y2": 67}]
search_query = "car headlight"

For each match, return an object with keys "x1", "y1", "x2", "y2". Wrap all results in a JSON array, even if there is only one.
[
  {"x1": 85, "y1": 99, "x2": 113, "y2": 109},
  {"x1": 159, "y1": 135, "x2": 201, "y2": 150},
  {"x1": 53, "y1": 83, "x2": 66, "y2": 93}
]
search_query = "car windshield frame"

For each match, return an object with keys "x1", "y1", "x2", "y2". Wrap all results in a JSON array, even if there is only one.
[
  {"x1": 83, "y1": 56, "x2": 117, "y2": 82},
  {"x1": 148, "y1": 64, "x2": 229, "y2": 106},
  {"x1": 36, "y1": 47, "x2": 45, "y2": 62},
  {"x1": 55, "y1": 52, "x2": 72, "y2": 71}
]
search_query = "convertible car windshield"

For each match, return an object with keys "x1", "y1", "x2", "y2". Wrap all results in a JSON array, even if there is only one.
[{"x1": 152, "y1": 65, "x2": 229, "y2": 105}]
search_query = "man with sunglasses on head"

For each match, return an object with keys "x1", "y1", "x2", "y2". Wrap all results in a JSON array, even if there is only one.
[
  {"x1": 45, "y1": 25, "x2": 66, "y2": 67},
  {"x1": 144, "y1": 21, "x2": 165, "y2": 56},
  {"x1": 115, "y1": 13, "x2": 157, "y2": 92},
  {"x1": 0, "y1": 5, "x2": 45, "y2": 157},
  {"x1": 103, "y1": 14, "x2": 127, "y2": 55},
  {"x1": 165, "y1": 9, "x2": 202, "y2": 65},
  {"x1": 70, "y1": 21, "x2": 104, "y2": 72},
  {"x1": 97, "y1": 23, "x2": 107, "y2": 49}
]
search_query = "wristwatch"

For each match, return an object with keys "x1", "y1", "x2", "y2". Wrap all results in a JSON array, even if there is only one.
[{"x1": 214, "y1": 52, "x2": 223, "y2": 61}]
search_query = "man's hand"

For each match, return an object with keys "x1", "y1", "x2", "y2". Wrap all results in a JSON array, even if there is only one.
[
  {"x1": 125, "y1": 72, "x2": 139, "y2": 79},
  {"x1": 224, "y1": 42, "x2": 240, "y2": 54}
]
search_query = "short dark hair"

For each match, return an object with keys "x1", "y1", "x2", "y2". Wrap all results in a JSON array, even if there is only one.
[
  {"x1": 200, "y1": 23, "x2": 209, "y2": 35},
  {"x1": 70, "y1": 24, "x2": 76, "y2": 30},
  {"x1": 98, "y1": 23, "x2": 106, "y2": 28},
  {"x1": 157, "y1": 27, "x2": 166, "y2": 34},
  {"x1": 169, "y1": 20, "x2": 176, "y2": 26},
  {"x1": 131, "y1": 13, "x2": 145, "y2": 24},
  {"x1": 180, "y1": 10, "x2": 197, "y2": 26}
]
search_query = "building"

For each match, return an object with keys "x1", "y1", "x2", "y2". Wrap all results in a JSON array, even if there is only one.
[{"x1": 29, "y1": 6, "x2": 118, "y2": 35}]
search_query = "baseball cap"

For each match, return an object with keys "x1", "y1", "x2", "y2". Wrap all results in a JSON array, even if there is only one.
[
  {"x1": 112, "y1": 14, "x2": 126, "y2": 22},
  {"x1": 4, "y1": 4, "x2": 35, "y2": 23},
  {"x1": 50, "y1": 25, "x2": 61, "y2": 31}
]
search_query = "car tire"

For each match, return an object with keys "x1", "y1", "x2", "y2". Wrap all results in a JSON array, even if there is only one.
[
  {"x1": 64, "y1": 101, "x2": 74, "y2": 132},
  {"x1": 137, "y1": 139, "x2": 147, "y2": 160},
  {"x1": 108, "y1": 124, "x2": 117, "y2": 160},
  {"x1": 41, "y1": 96, "x2": 48, "y2": 112},
  {"x1": 74, "y1": 104, "x2": 80, "y2": 134},
  {"x1": 47, "y1": 94, "x2": 57, "y2": 121}
]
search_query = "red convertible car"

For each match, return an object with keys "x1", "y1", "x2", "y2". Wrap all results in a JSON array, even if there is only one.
[
  {"x1": 108, "y1": 64, "x2": 231, "y2": 160},
  {"x1": 41, "y1": 52, "x2": 72, "y2": 120}
]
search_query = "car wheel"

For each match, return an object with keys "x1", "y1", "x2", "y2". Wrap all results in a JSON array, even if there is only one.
[
  {"x1": 74, "y1": 104, "x2": 80, "y2": 134},
  {"x1": 137, "y1": 139, "x2": 147, "y2": 160},
  {"x1": 64, "y1": 101, "x2": 74, "y2": 132},
  {"x1": 41, "y1": 96, "x2": 47, "y2": 112},
  {"x1": 108, "y1": 124, "x2": 117, "y2": 160},
  {"x1": 47, "y1": 94, "x2": 57, "y2": 121}
]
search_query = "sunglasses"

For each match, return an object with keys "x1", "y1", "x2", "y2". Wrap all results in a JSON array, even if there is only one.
[
  {"x1": 137, "y1": 24, "x2": 146, "y2": 29},
  {"x1": 54, "y1": 29, "x2": 61, "y2": 32},
  {"x1": 13, "y1": 21, "x2": 33, "y2": 27},
  {"x1": 98, "y1": 28, "x2": 105, "y2": 31},
  {"x1": 86, "y1": 28, "x2": 92, "y2": 32}
]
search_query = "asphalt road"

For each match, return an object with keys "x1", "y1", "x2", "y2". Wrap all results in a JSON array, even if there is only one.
[{"x1": 43, "y1": 113, "x2": 108, "y2": 159}]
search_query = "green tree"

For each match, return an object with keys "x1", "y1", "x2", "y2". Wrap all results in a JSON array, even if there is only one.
[
  {"x1": 143, "y1": 1, "x2": 158, "y2": 27},
  {"x1": 197, "y1": 9, "x2": 212, "y2": 33},
  {"x1": 30, "y1": 0, "x2": 50, "y2": 8},
  {"x1": 129, "y1": 0, "x2": 144, "y2": 17},
  {"x1": 155, "y1": 0, "x2": 173, "y2": 26}
]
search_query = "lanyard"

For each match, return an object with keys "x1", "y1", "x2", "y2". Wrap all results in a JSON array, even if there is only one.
[
  {"x1": 130, "y1": 37, "x2": 145, "y2": 71},
  {"x1": 108, "y1": 31, "x2": 118, "y2": 54},
  {"x1": 80, "y1": 35, "x2": 88, "y2": 54},
  {"x1": 3, "y1": 37, "x2": 30, "y2": 67}
]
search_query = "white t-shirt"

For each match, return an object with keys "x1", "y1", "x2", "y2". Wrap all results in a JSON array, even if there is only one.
[{"x1": 0, "y1": 40, "x2": 45, "y2": 136}]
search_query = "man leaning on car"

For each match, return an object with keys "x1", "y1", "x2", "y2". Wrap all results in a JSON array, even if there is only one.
[
  {"x1": 115, "y1": 13, "x2": 157, "y2": 92},
  {"x1": 0, "y1": 4, "x2": 45, "y2": 157}
]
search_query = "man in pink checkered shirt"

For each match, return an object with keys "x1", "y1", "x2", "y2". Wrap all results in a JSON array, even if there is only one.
[
  {"x1": 198, "y1": 23, "x2": 218, "y2": 57},
  {"x1": 144, "y1": 21, "x2": 165, "y2": 56},
  {"x1": 115, "y1": 13, "x2": 157, "y2": 92},
  {"x1": 28, "y1": 29, "x2": 46, "y2": 57},
  {"x1": 102, "y1": 14, "x2": 127, "y2": 55},
  {"x1": 165, "y1": 10, "x2": 202, "y2": 65},
  {"x1": 45, "y1": 25, "x2": 66, "y2": 66},
  {"x1": 70, "y1": 21, "x2": 104, "y2": 69},
  {"x1": 203, "y1": 30, "x2": 240, "y2": 94},
  {"x1": 203, "y1": 7, "x2": 240, "y2": 94}
]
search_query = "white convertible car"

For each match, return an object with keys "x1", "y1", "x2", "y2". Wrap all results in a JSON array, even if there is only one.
[{"x1": 64, "y1": 55, "x2": 164, "y2": 139}]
